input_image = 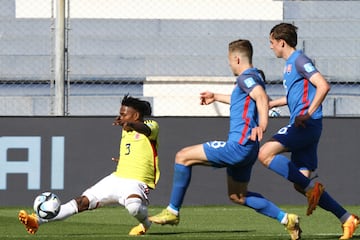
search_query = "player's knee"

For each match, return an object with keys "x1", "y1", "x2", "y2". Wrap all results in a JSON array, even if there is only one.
[
  {"x1": 257, "y1": 149, "x2": 266, "y2": 164},
  {"x1": 175, "y1": 147, "x2": 199, "y2": 166},
  {"x1": 258, "y1": 148, "x2": 272, "y2": 167},
  {"x1": 175, "y1": 149, "x2": 188, "y2": 165},
  {"x1": 125, "y1": 197, "x2": 147, "y2": 222},
  {"x1": 75, "y1": 196, "x2": 92, "y2": 212}
]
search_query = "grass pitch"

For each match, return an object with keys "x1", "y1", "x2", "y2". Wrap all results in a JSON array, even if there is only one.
[{"x1": 1, "y1": 205, "x2": 359, "y2": 239}]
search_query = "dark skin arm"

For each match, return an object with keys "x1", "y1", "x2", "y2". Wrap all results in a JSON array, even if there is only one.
[
  {"x1": 112, "y1": 116, "x2": 151, "y2": 136},
  {"x1": 111, "y1": 116, "x2": 152, "y2": 163},
  {"x1": 122, "y1": 121, "x2": 151, "y2": 136}
]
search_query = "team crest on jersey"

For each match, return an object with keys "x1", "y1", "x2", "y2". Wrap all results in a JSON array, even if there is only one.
[
  {"x1": 284, "y1": 64, "x2": 292, "y2": 74},
  {"x1": 244, "y1": 77, "x2": 256, "y2": 88},
  {"x1": 304, "y1": 62, "x2": 315, "y2": 73}
]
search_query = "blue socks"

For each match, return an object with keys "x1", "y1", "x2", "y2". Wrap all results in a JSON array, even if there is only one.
[
  {"x1": 269, "y1": 155, "x2": 349, "y2": 222},
  {"x1": 244, "y1": 191, "x2": 286, "y2": 223},
  {"x1": 168, "y1": 164, "x2": 290, "y2": 224},
  {"x1": 169, "y1": 163, "x2": 192, "y2": 212},
  {"x1": 268, "y1": 155, "x2": 310, "y2": 189},
  {"x1": 318, "y1": 191, "x2": 347, "y2": 220},
  {"x1": 168, "y1": 158, "x2": 348, "y2": 225}
]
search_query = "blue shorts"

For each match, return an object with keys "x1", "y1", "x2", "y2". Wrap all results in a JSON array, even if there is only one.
[
  {"x1": 272, "y1": 118, "x2": 322, "y2": 171},
  {"x1": 203, "y1": 140, "x2": 259, "y2": 182}
]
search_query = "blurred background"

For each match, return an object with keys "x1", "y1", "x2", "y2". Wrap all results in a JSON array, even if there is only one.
[
  {"x1": 1, "y1": 0, "x2": 359, "y2": 116},
  {"x1": 1, "y1": 1, "x2": 360, "y2": 207}
]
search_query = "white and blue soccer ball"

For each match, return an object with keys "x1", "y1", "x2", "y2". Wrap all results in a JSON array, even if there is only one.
[
  {"x1": 269, "y1": 107, "x2": 281, "y2": 117},
  {"x1": 33, "y1": 192, "x2": 61, "y2": 219}
]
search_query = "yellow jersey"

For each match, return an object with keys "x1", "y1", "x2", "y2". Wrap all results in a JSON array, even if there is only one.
[{"x1": 113, "y1": 119, "x2": 160, "y2": 189}]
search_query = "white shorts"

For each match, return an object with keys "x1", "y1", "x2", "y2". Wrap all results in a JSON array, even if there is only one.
[{"x1": 82, "y1": 174, "x2": 149, "y2": 209}]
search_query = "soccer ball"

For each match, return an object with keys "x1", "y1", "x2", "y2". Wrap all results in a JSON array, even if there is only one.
[
  {"x1": 268, "y1": 107, "x2": 281, "y2": 117},
  {"x1": 33, "y1": 192, "x2": 61, "y2": 219}
]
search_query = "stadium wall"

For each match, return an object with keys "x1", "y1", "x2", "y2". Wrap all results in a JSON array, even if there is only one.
[
  {"x1": 2, "y1": 1, "x2": 360, "y2": 116},
  {"x1": 0, "y1": 117, "x2": 359, "y2": 206}
]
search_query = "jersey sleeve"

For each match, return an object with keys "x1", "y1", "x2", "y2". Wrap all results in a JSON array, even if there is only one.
[
  {"x1": 295, "y1": 54, "x2": 319, "y2": 80},
  {"x1": 236, "y1": 73, "x2": 264, "y2": 94},
  {"x1": 144, "y1": 119, "x2": 159, "y2": 141}
]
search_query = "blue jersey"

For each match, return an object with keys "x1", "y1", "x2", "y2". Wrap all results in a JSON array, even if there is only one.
[
  {"x1": 203, "y1": 67, "x2": 264, "y2": 181},
  {"x1": 283, "y1": 50, "x2": 322, "y2": 123},
  {"x1": 228, "y1": 68, "x2": 265, "y2": 145}
]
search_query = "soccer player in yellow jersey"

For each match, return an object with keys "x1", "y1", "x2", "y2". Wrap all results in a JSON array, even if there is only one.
[{"x1": 18, "y1": 95, "x2": 160, "y2": 236}]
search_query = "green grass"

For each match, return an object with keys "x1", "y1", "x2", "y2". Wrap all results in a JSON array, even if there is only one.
[{"x1": 1, "y1": 205, "x2": 359, "y2": 239}]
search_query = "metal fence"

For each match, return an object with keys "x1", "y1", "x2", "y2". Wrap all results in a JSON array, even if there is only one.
[{"x1": 1, "y1": 0, "x2": 360, "y2": 116}]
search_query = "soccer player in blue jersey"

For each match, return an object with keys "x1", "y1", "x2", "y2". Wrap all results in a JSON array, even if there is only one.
[
  {"x1": 18, "y1": 95, "x2": 160, "y2": 236},
  {"x1": 258, "y1": 22, "x2": 359, "y2": 239},
  {"x1": 149, "y1": 39, "x2": 301, "y2": 239}
]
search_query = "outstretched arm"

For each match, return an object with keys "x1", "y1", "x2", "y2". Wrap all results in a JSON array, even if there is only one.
[
  {"x1": 123, "y1": 122, "x2": 151, "y2": 136},
  {"x1": 200, "y1": 91, "x2": 231, "y2": 105},
  {"x1": 113, "y1": 117, "x2": 151, "y2": 136},
  {"x1": 269, "y1": 96, "x2": 287, "y2": 109}
]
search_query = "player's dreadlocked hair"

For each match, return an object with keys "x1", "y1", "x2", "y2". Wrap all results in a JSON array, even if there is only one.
[{"x1": 121, "y1": 94, "x2": 152, "y2": 118}]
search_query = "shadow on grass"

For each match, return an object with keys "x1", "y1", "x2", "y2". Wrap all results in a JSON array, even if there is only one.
[
  {"x1": 149, "y1": 231, "x2": 358, "y2": 239},
  {"x1": 304, "y1": 236, "x2": 360, "y2": 240},
  {"x1": 148, "y1": 229, "x2": 254, "y2": 235}
]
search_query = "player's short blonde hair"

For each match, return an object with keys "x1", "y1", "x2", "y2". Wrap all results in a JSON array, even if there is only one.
[{"x1": 228, "y1": 39, "x2": 253, "y2": 64}]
